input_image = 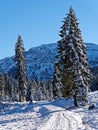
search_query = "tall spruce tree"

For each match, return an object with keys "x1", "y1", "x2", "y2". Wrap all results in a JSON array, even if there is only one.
[
  {"x1": 15, "y1": 35, "x2": 27, "y2": 102},
  {"x1": 54, "y1": 7, "x2": 90, "y2": 106}
]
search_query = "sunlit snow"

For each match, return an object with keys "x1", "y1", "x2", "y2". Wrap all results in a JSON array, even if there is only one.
[{"x1": 0, "y1": 91, "x2": 98, "y2": 130}]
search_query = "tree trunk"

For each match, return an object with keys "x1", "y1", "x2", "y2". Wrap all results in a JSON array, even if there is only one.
[{"x1": 73, "y1": 95, "x2": 78, "y2": 107}]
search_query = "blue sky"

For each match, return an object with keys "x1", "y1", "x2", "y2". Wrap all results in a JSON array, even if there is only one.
[{"x1": 0, "y1": 0, "x2": 98, "y2": 59}]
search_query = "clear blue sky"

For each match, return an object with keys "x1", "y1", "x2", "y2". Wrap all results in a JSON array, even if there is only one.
[{"x1": 0, "y1": 0, "x2": 98, "y2": 59}]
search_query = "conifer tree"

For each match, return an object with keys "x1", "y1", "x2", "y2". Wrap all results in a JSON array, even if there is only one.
[
  {"x1": 5, "y1": 75, "x2": 14, "y2": 101},
  {"x1": 0, "y1": 72, "x2": 5, "y2": 101},
  {"x1": 26, "y1": 80, "x2": 35, "y2": 102},
  {"x1": 15, "y1": 35, "x2": 27, "y2": 102},
  {"x1": 48, "y1": 80, "x2": 53, "y2": 100},
  {"x1": 55, "y1": 7, "x2": 90, "y2": 106},
  {"x1": 53, "y1": 66, "x2": 62, "y2": 98}
]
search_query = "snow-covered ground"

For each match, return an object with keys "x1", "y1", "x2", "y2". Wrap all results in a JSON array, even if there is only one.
[{"x1": 0, "y1": 91, "x2": 98, "y2": 130}]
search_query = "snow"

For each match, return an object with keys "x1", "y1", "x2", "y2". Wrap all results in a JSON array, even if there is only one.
[
  {"x1": 0, "y1": 101, "x2": 84, "y2": 130},
  {"x1": 0, "y1": 91, "x2": 98, "y2": 130}
]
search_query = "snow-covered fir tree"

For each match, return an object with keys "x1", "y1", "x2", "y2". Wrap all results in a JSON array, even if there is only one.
[
  {"x1": 42, "y1": 80, "x2": 52, "y2": 100},
  {"x1": 26, "y1": 80, "x2": 54, "y2": 101},
  {"x1": 13, "y1": 81, "x2": 20, "y2": 101},
  {"x1": 27, "y1": 80, "x2": 41, "y2": 102},
  {"x1": 54, "y1": 6, "x2": 90, "y2": 106},
  {"x1": 34, "y1": 80, "x2": 48, "y2": 101},
  {"x1": 53, "y1": 66, "x2": 62, "y2": 98},
  {"x1": 48, "y1": 80, "x2": 53, "y2": 100},
  {"x1": 15, "y1": 35, "x2": 27, "y2": 102},
  {"x1": 0, "y1": 72, "x2": 5, "y2": 102},
  {"x1": 39, "y1": 81, "x2": 48, "y2": 100},
  {"x1": 5, "y1": 75, "x2": 15, "y2": 101},
  {"x1": 26, "y1": 80, "x2": 36, "y2": 102}
]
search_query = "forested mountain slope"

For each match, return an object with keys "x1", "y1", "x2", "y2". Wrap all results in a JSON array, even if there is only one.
[{"x1": 0, "y1": 43, "x2": 98, "y2": 81}]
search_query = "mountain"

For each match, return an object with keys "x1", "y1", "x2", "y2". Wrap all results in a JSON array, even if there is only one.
[{"x1": 0, "y1": 43, "x2": 98, "y2": 81}]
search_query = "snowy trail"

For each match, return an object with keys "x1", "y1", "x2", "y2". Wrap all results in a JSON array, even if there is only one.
[
  {"x1": 37, "y1": 110, "x2": 84, "y2": 130},
  {"x1": 36, "y1": 105, "x2": 85, "y2": 130},
  {"x1": 0, "y1": 92, "x2": 98, "y2": 130},
  {"x1": 0, "y1": 101, "x2": 85, "y2": 130}
]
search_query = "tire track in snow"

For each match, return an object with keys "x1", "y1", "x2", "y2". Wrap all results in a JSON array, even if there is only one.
[{"x1": 36, "y1": 105, "x2": 85, "y2": 130}]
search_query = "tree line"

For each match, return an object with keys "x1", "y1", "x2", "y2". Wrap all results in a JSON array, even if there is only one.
[{"x1": 0, "y1": 7, "x2": 91, "y2": 106}]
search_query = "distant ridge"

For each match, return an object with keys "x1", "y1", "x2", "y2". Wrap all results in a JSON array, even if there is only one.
[{"x1": 0, "y1": 43, "x2": 98, "y2": 80}]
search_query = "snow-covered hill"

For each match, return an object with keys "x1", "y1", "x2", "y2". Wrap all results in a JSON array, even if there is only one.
[
  {"x1": 86, "y1": 43, "x2": 98, "y2": 67},
  {"x1": 0, "y1": 43, "x2": 98, "y2": 80},
  {"x1": 0, "y1": 91, "x2": 98, "y2": 130}
]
